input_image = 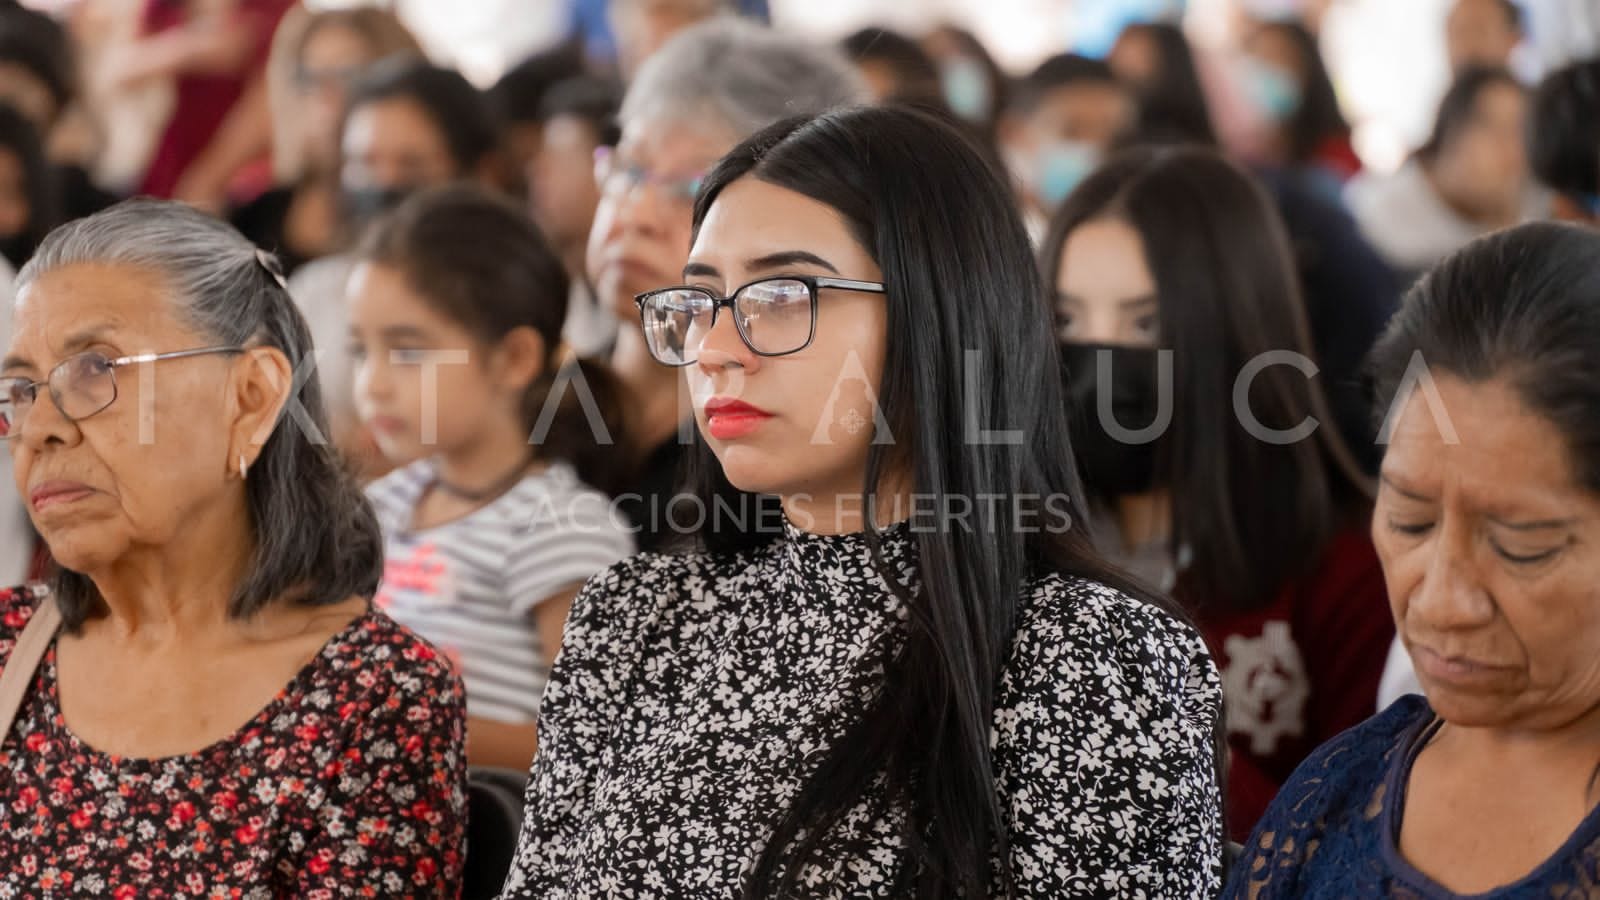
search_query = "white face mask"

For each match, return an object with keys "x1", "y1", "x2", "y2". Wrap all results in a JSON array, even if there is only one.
[
  {"x1": 1007, "y1": 139, "x2": 1102, "y2": 209},
  {"x1": 941, "y1": 57, "x2": 992, "y2": 123}
]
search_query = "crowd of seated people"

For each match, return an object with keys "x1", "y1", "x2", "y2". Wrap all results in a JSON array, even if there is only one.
[{"x1": 0, "y1": 0, "x2": 1594, "y2": 895}]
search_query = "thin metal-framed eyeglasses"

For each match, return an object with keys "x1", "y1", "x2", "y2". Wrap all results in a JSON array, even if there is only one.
[
  {"x1": 0, "y1": 346, "x2": 245, "y2": 439},
  {"x1": 592, "y1": 146, "x2": 706, "y2": 206},
  {"x1": 634, "y1": 275, "x2": 887, "y2": 367}
]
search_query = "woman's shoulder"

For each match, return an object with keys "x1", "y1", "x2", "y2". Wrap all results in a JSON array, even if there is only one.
[
  {"x1": 1259, "y1": 694, "x2": 1431, "y2": 827},
  {"x1": 1022, "y1": 571, "x2": 1211, "y2": 663},
  {"x1": 317, "y1": 608, "x2": 463, "y2": 706}
]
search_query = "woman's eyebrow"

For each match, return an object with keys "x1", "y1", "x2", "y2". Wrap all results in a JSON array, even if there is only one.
[
  {"x1": 3, "y1": 324, "x2": 118, "y2": 371},
  {"x1": 746, "y1": 251, "x2": 840, "y2": 274}
]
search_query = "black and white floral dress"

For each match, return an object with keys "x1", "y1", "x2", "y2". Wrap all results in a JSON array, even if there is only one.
[{"x1": 501, "y1": 517, "x2": 1223, "y2": 897}]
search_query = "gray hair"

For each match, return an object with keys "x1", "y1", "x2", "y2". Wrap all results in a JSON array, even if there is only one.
[
  {"x1": 16, "y1": 198, "x2": 383, "y2": 630},
  {"x1": 620, "y1": 17, "x2": 868, "y2": 138}
]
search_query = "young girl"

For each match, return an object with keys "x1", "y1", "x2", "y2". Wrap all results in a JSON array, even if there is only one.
[
  {"x1": 501, "y1": 106, "x2": 1223, "y2": 897},
  {"x1": 1042, "y1": 146, "x2": 1393, "y2": 840},
  {"x1": 348, "y1": 185, "x2": 634, "y2": 770}
]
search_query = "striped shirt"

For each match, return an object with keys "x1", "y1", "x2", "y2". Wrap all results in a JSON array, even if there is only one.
[{"x1": 367, "y1": 460, "x2": 635, "y2": 723}]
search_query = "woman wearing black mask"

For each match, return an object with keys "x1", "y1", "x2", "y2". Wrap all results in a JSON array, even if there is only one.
[{"x1": 1043, "y1": 146, "x2": 1391, "y2": 842}]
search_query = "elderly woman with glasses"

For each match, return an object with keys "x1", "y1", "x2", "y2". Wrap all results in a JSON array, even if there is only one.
[
  {"x1": 586, "y1": 17, "x2": 867, "y2": 552},
  {"x1": 0, "y1": 199, "x2": 466, "y2": 894}
]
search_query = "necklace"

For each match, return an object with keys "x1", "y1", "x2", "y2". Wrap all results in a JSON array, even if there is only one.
[{"x1": 429, "y1": 455, "x2": 535, "y2": 503}]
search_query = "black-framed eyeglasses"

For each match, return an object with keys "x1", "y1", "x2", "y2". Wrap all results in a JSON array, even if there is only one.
[
  {"x1": 634, "y1": 275, "x2": 887, "y2": 367},
  {"x1": 0, "y1": 346, "x2": 244, "y2": 439}
]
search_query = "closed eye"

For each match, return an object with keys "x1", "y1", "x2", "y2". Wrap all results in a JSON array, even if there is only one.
[{"x1": 1387, "y1": 519, "x2": 1434, "y2": 537}]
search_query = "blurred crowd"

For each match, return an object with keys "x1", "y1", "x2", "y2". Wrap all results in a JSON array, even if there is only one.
[{"x1": 0, "y1": 0, "x2": 1597, "y2": 894}]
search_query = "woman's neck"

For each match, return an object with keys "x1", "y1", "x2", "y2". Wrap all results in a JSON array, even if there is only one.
[
  {"x1": 611, "y1": 326, "x2": 690, "y2": 454},
  {"x1": 85, "y1": 494, "x2": 255, "y2": 641},
  {"x1": 1113, "y1": 490, "x2": 1172, "y2": 551},
  {"x1": 781, "y1": 471, "x2": 914, "y2": 536}
]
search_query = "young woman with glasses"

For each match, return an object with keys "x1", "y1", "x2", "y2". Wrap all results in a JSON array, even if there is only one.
[{"x1": 499, "y1": 105, "x2": 1225, "y2": 899}]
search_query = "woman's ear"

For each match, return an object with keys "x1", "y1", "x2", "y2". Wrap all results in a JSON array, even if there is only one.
[
  {"x1": 492, "y1": 326, "x2": 547, "y2": 392},
  {"x1": 233, "y1": 347, "x2": 296, "y2": 461}
]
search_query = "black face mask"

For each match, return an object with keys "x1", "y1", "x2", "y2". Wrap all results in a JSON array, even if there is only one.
[
  {"x1": 1059, "y1": 342, "x2": 1171, "y2": 498},
  {"x1": 341, "y1": 185, "x2": 416, "y2": 226}
]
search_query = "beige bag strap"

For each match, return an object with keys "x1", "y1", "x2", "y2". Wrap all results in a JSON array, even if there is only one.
[{"x1": 0, "y1": 588, "x2": 60, "y2": 739}]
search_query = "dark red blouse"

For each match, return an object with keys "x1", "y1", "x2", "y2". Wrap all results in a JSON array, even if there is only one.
[{"x1": 0, "y1": 585, "x2": 467, "y2": 897}]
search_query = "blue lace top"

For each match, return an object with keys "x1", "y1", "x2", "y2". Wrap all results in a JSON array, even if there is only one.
[{"x1": 1226, "y1": 694, "x2": 1600, "y2": 899}]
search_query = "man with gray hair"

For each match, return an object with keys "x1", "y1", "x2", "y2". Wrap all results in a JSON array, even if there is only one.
[{"x1": 580, "y1": 16, "x2": 865, "y2": 552}]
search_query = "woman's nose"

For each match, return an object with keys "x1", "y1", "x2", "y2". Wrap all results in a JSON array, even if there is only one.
[{"x1": 695, "y1": 309, "x2": 758, "y2": 376}]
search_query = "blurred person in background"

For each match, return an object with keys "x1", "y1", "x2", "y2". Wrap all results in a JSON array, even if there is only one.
[
  {"x1": 230, "y1": 5, "x2": 421, "y2": 276},
  {"x1": 288, "y1": 57, "x2": 502, "y2": 477},
  {"x1": 588, "y1": 18, "x2": 864, "y2": 551},
  {"x1": 0, "y1": 104, "x2": 59, "y2": 270},
  {"x1": 1044, "y1": 147, "x2": 1392, "y2": 840},
  {"x1": 1109, "y1": 21, "x2": 1220, "y2": 146},
  {"x1": 1529, "y1": 56, "x2": 1600, "y2": 225},
  {"x1": 839, "y1": 26, "x2": 943, "y2": 108},
  {"x1": 1238, "y1": 19, "x2": 1361, "y2": 185},
  {"x1": 351, "y1": 187, "x2": 633, "y2": 770},
  {"x1": 921, "y1": 24, "x2": 1010, "y2": 142},
  {"x1": 999, "y1": 54, "x2": 1136, "y2": 242},
  {"x1": 107, "y1": 0, "x2": 298, "y2": 207},
  {"x1": 0, "y1": 5, "x2": 117, "y2": 220},
  {"x1": 608, "y1": 0, "x2": 726, "y2": 80},
  {"x1": 1446, "y1": 0, "x2": 1524, "y2": 75},
  {"x1": 531, "y1": 75, "x2": 623, "y2": 358},
  {"x1": 488, "y1": 41, "x2": 586, "y2": 193},
  {"x1": 1348, "y1": 67, "x2": 1543, "y2": 280}
]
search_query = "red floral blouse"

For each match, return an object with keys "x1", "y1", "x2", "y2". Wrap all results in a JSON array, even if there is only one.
[{"x1": 0, "y1": 585, "x2": 467, "y2": 898}]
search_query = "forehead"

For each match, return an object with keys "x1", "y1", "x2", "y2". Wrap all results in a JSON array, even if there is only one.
[
  {"x1": 689, "y1": 177, "x2": 865, "y2": 270},
  {"x1": 1384, "y1": 375, "x2": 1586, "y2": 505},
  {"x1": 619, "y1": 116, "x2": 734, "y2": 170},
  {"x1": 8, "y1": 263, "x2": 190, "y2": 365},
  {"x1": 344, "y1": 98, "x2": 445, "y2": 151}
]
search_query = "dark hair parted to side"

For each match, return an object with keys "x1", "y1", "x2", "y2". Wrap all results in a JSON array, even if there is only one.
[
  {"x1": 1041, "y1": 146, "x2": 1370, "y2": 616},
  {"x1": 1529, "y1": 57, "x2": 1600, "y2": 204},
  {"x1": 1417, "y1": 65, "x2": 1523, "y2": 163},
  {"x1": 355, "y1": 185, "x2": 628, "y2": 493},
  {"x1": 1368, "y1": 222, "x2": 1600, "y2": 492},
  {"x1": 344, "y1": 57, "x2": 501, "y2": 173},
  {"x1": 1006, "y1": 52, "x2": 1125, "y2": 119},
  {"x1": 687, "y1": 106, "x2": 1217, "y2": 898},
  {"x1": 1253, "y1": 20, "x2": 1350, "y2": 166},
  {"x1": 16, "y1": 198, "x2": 383, "y2": 631}
]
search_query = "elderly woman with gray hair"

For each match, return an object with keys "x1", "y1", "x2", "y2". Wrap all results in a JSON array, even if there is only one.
[
  {"x1": 0, "y1": 199, "x2": 466, "y2": 893},
  {"x1": 595, "y1": 17, "x2": 867, "y2": 551}
]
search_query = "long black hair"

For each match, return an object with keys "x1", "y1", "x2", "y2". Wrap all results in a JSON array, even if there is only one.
[
  {"x1": 1041, "y1": 146, "x2": 1369, "y2": 616},
  {"x1": 354, "y1": 185, "x2": 627, "y2": 493},
  {"x1": 682, "y1": 105, "x2": 1211, "y2": 897},
  {"x1": 0, "y1": 103, "x2": 57, "y2": 267},
  {"x1": 1253, "y1": 20, "x2": 1350, "y2": 166},
  {"x1": 1368, "y1": 222, "x2": 1600, "y2": 493},
  {"x1": 1116, "y1": 22, "x2": 1219, "y2": 146}
]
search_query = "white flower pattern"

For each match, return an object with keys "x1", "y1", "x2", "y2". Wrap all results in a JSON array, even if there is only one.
[{"x1": 502, "y1": 519, "x2": 1223, "y2": 897}]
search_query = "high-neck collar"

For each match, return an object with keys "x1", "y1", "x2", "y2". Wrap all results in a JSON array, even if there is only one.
[{"x1": 775, "y1": 513, "x2": 920, "y2": 602}]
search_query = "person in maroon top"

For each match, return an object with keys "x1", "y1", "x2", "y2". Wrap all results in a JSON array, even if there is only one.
[
  {"x1": 1041, "y1": 146, "x2": 1393, "y2": 840},
  {"x1": 0, "y1": 198, "x2": 466, "y2": 894},
  {"x1": 114, "y1": 0, "x2": 296, "y2": 204}
]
